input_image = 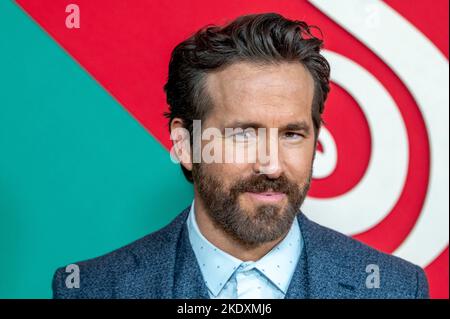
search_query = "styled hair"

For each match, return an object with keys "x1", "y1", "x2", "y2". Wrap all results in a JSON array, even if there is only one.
[{"x1": 164, "y1": 13, "x2": 330, "y2": 183}]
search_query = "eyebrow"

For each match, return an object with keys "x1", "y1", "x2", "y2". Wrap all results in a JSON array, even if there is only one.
[{"x1": 222, "y1": 120, "x2": 312, "y2": 134}]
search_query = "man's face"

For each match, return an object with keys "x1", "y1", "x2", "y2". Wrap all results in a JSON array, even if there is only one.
[{"x1": 192, "y1": 61, "x2": 317, "y2": 246}]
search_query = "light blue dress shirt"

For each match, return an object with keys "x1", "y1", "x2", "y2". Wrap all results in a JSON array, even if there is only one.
[{"x1": 187, "y1": 200, "x2": 303, "y2": 299}]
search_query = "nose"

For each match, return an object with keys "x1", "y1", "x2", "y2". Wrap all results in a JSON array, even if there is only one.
[
  {"x1": 254, "y1": 158, "x2": 283, "y2": 179},
  {"x1": 252, "y1": 129, "x2": 283, "y2": 179}
]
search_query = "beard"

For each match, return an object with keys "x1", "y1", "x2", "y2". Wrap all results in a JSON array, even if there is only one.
[{"x1": 192, "y1": 164, "x2": 311, "y2": 247}]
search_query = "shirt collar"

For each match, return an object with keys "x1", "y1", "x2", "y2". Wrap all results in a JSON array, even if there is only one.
[{"x1": 187, "y1": 200, "x2": 303, "y2": 297}]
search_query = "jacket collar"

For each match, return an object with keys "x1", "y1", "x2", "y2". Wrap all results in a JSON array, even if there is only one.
[
  {"x1": 118, "y1": 205, "x2": 359, "y2": 298},
  {"x1": 288, "y1": 212, "x2": 359, "y2": 298}
]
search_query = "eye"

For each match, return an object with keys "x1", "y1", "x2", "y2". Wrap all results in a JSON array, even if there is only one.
[
  {"x1": 234, "y1": 129, "x2": 257, "y2": 141},
  {"x1": 283, "y1": 132, "x2": 304, "y2": 140}
]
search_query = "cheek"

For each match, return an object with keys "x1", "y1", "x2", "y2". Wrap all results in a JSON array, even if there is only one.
[{"x1": 281, "y1": 144, "x2": 315, "y2": 180}]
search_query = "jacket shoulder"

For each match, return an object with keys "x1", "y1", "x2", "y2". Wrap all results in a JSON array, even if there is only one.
[
  {"x1": 52, "y1": 209, "x2": 189, "y2": 299},
  {"x1": 299, "y1": 214, "x2": 429, "y2": 298}
]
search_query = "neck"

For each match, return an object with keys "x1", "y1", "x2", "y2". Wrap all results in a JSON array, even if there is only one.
[{"x1": 193, "y1": 192, "x2": 289, "y2": 261}]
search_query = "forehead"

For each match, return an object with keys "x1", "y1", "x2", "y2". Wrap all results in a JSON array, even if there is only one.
[{"x1": 205, "y1": 61, "x2": 315, "y2": 126}]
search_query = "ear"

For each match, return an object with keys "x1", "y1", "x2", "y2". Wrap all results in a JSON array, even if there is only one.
[
  {"x1": 315, "y1": 126, "x2": 321, "y2": 148},
  {"x1": 169, "y1": 118, "x2": 193, "y2": 172},
  {"x1": 313, "y1": 126, "x2": 321, "y2": 162}
]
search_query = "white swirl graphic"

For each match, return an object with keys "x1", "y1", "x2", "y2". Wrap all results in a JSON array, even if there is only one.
[
  {"x1": 309, "y1": 0, "x2": 449, "y2": 267},
  {"x1": 304, "y1": 51, "x2": 409, "y2": 236},
  {"x1": 313, "y1": 126, "x2": 337, "y2": 179}
]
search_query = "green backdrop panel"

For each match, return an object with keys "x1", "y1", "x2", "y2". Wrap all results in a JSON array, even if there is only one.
[{"x1": 0, "y1": 0, "x2": 193, "y2": 298}]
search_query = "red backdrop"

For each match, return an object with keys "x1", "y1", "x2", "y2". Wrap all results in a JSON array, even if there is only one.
[{"x1": 16, "y1": 0, "x2": 449, "y2": 298}]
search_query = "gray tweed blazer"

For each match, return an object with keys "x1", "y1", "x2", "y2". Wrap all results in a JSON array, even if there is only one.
[{"x1": 52, "y1": 205, "x2": 429, "y2": 299}]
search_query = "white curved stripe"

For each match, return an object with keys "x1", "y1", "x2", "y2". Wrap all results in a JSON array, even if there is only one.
[
  {"x1": 309, "y1": 0, "x2": 449, "y2": 267},
  {"x1": 303, "y1": 51, "x2": 409, "y2": 236},
  {"x1": 313, "y1": 126, "x2": 337, "y2": 179}
]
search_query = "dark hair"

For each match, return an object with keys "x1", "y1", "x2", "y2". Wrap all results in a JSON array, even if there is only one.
[{"x1": 164, "y1": 13, "x2": 330, "y2": 183}]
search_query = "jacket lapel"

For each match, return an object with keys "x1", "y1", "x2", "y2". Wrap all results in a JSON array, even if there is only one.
[
  {"x1": 172, "y1": 221, "x2": 210, "y2": 298},
  {"x1": 118, "y1": 206, "x2": 359, "y2": 299},
  {"x1": 117, "y1": 205, "x2": 209, "y2": 298},
  {"x1": 284, "y1": 235, "x2": 309, "y2": 298},
  {"x1": 285, "y1": 213, "x2": 359, "y2": 299},
  {"x1": 170, "y1": 208, "x2": 359, "y2": 299}
]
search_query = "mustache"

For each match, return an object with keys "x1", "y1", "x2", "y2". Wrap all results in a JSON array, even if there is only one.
[{"x1": 230, "y1": 174, "x2": 300, "y2": 195}]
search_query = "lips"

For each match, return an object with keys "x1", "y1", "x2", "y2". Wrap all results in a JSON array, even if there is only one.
[{"x1": 244, "y1": 191, "x2": 286, "y2": 203}]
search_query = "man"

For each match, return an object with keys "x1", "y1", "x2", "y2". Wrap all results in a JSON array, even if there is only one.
[{"x1": 52, "y1": 13, "x2": 429, "y2": 299}]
